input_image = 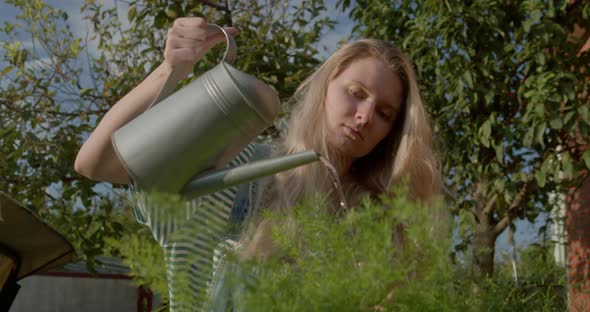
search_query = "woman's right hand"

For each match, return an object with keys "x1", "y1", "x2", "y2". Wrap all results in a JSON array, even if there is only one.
[{"x1": 162, "y1": 17, "x2": 238, "y2": 72}]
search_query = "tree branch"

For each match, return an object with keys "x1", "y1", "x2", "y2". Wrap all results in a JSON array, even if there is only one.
[
  {"x1": 483, "y1": 193, "x2": 498, "y2": 215},
  {"x1": 494, "y1": 216, "x2": 510, "y2": 237},
  {"x1": 493, "y1": 177, "x2": 536, "y2": 235},
  {"x1": 0, "y1": 100, "x2": 108, "y2": 118},
  {"x1": 224, "y1": 0, "x2": 232, "y2": 26},
  {"x1": 60, "y1": 175, "x2": 89, "y2": 183},
  {"x1": 197, "y1": 0, "x2": 229, "y2": 12}
]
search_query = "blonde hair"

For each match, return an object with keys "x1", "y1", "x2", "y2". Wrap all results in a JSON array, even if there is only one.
[
  {"x1": 240, "y1": 39, "x2": 442, "y2": 260},
  {"x1": 276, "y1": 39, "x2": 440, "y2": 207}
]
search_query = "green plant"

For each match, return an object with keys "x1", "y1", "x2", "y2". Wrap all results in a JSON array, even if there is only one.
[{"x1": 214, "y1": 187, "x2": 567, "y2": 311}]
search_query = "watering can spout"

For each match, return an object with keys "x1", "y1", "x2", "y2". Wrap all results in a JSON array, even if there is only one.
[{"x1": 181, "y1": 150, "x2": 319, "y2": 199}]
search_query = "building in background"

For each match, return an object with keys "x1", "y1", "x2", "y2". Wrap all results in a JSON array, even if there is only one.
[{"x1": 11, "y1": 256, "x2": 160, "y2": 312}]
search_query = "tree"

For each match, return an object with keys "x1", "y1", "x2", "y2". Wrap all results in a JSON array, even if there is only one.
[
  {"x1": 338, "y1": 0, "x2": 590, "y2": 277},
  {"x1": 0, "y1": 0, "x2": 131, "y2": 271},
  {"x1": 0, "y1": 0, "x2": 335, "y2": 272}
]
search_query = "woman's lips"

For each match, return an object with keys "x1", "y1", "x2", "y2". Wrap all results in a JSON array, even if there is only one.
[{"x1": 343, "y1": 125, "x2": 363, "y2": 141}]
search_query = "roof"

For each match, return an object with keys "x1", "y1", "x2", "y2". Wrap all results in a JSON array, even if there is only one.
[{"x1": 52, "y1": 256, "x2": 131, "y2": 276}]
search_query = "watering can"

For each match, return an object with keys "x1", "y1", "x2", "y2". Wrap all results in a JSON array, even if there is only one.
[{"x1": 112, "y1": 24, "x2": 319, "y2": 197}]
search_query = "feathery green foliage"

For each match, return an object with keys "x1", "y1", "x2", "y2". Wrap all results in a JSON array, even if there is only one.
[
  {"x1": 214, "y1": 187, "x2": 565, "y2": 311},
  {"x1": 230, "y1": 187, "x2": 453, "y2": 311},
  {"x1": 106, "y1": 231, "x2": 169, "y2": 300},
  {"x1": 112, "y1": 186, "x2": 566, "y2": 311}
]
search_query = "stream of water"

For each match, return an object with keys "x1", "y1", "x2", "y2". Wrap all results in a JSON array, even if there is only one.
[{"x1": 318, "y1": 155, "x2": 348, "y2": 212}]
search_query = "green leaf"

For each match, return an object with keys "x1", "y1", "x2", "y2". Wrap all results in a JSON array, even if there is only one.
[
  {"x1": 14, "y1": 49, "x2": 28, "y2": 67},
  {"x1": 535, "y1": 122, "x2": 546, "y2": 145},
  {"x1": 154, "y1": 11, "x2": 168, "y2": 28},
  {"x1": 562, "y1": 153, "x2": 575, "y2": 179},
  {"x1": 549, "y1": 117, "x2": 562, "y2": 130},
  {"x1": 0, "y1": 66, "x2": 13, "y2": 76},
  {"x1": 523, "y1": 20, "x2": 532, "y2": 33},
  {"x1": 165, "y1": 8, "x2": 177, "y2": 18},
  {"x1": 535, "y1": 170, "x2": 546, "y2": 188},
  {"x1": 524, "y1": 127, "x2": 534, "y2": 147},
  {"x1": 494, "y1": 178, "x2": 505, "y2": 193},
  {"x1": 534, "y1": 103, "x2": 545, "y2": 117},
  {"x1": 71, "y1": 38, "x2": 80, "y2": 56},
  {"x1": 494, "y1": 143, "x2": 503, "y2": 164},
  {"x1": 563, "y1": 82, "x2": 576, "y2": 101},
  {"x1": 564, "y1": 111, "x2": 575, "y2": 124},
  {"x1": 553, "y1": 162, "x2": 562, "y2": 181},
  {"x1": 464, "y1": 70, "x2": 474, "y2": 89},
  {"x1": 480, "y1": 120, "x2": 491, "y2": 148},
  {"x1": 535, "y1": 52, "x2": 545, "y2": 66},
  {"x1": 579, "y1": 106, "x2": 590, "y2": 125},
  {"x1": 582, "y1": 150, "x2": 590, "y2": 170},
  {"x1": 459, "y1": 209, "x2": 476, "y2": 229},
  {"x1": 127, "y1": 5, "x2": 137, "y2": 22},
  {"x1": 484, "y1": 89, "x2": 494, "y2": 105}
]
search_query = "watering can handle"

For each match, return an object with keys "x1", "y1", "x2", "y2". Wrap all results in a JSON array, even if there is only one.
[{"x1": 147, "y1": 24, "x2": 236, "y2": 109}]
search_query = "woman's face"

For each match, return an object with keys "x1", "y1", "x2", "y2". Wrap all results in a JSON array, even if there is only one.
[{"x1": 323, "y1": 57, "x2": 404, "y2": 160}]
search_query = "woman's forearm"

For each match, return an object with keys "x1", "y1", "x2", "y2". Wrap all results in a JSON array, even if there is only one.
[{"x1": 74, "y1": 62, "x2": 178, "y2": 184}]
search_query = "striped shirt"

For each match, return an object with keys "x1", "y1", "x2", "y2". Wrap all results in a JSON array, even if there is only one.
[{"x1": 132, "y1": 143, "x2": 257, "y2": 311}]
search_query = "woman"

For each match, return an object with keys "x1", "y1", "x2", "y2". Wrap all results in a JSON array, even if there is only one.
[{"x1": 75, "y1": 17, "x2": 441, "y2": 311}]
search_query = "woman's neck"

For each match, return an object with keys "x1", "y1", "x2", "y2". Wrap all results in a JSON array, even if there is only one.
[{"x1": 322, "y1": 148, "x2": 353, "y2": 176}]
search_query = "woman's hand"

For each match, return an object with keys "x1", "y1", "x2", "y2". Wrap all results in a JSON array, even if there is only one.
[{"x1": 163, "y1": 17, "x2": 238, "y2": 70}]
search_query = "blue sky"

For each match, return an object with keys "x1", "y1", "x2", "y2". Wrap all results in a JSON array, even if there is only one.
[{"x1": 0, "y1": 0, "x2": 354, "y2": 59}]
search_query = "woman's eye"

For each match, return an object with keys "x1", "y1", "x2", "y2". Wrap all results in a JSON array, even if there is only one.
[
  {"x1": 379, "y1": 110, "x2": 393, "y2": 120},
  {"x1": 348, "y1": 88, "x2": 363, "y2": 98}
]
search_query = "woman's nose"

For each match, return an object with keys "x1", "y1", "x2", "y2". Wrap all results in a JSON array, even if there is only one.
[{"x1": 355, "y1": 101, "x2": 375, "y2": 125}]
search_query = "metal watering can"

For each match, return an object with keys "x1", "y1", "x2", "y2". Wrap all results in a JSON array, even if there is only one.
[{"x1": 112, "y1": 24, "x2": 318, "y2": 198}]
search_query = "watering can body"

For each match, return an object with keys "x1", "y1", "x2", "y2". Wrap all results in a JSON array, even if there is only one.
[{"x1": 112, "y1": 25, "x2": 284, "y2": 194}]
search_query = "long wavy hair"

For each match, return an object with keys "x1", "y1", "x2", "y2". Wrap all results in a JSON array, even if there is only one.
[{"x1": 240, "y1": 39, "x2": 442, "y2": 260}]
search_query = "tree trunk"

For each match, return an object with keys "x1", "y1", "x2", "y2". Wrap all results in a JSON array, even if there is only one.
[
  {"x1": 566, "y1": 13, "x2": 590, "y2": 311},
  {"x1": 566, "y1": 176, "x2": 590, "y2": 311},
  {"x1": 472, "y1": 228, "x2": 497, "y2": 278}
]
